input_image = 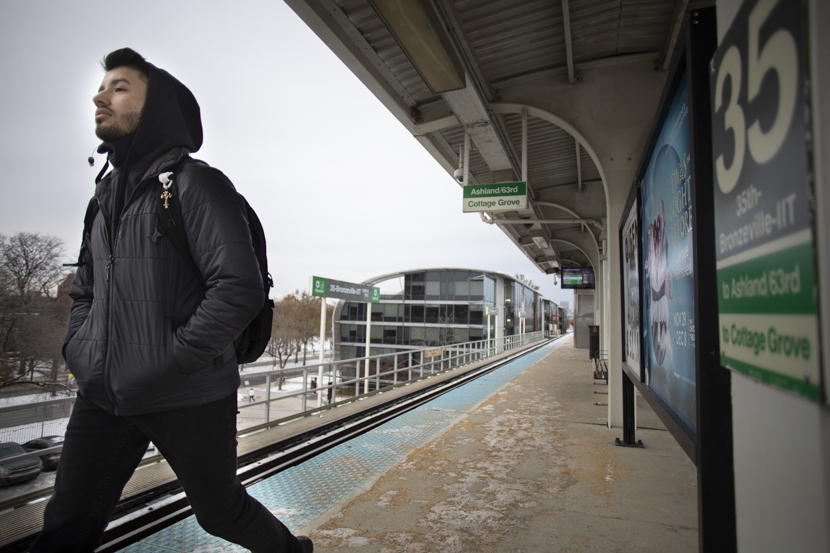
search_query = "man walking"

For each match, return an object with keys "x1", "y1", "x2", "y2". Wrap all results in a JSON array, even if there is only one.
[{"x1": 31, "y1": 48, "x2": 312, "y2": 553}]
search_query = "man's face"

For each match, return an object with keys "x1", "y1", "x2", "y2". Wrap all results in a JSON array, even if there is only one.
[{"x1": 93, "y1": 66, "x2": 147, "y2": 141}]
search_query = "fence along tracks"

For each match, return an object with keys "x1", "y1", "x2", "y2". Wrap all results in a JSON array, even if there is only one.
[{"x1": 0, "y1": 339, "x2": 551, "y2": 553}]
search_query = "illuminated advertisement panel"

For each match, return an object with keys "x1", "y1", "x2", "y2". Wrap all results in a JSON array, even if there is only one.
[
  {"x1": 641, "y1": 72, "x2": 697, "y2": 432},
  {"x1": 621, "y1": 196, "x2": 641, "y2": 376}
]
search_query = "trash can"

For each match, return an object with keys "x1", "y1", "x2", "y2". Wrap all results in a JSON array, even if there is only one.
[{"x1": 588, "y1": 325, "x2": 600, "y2": 360}]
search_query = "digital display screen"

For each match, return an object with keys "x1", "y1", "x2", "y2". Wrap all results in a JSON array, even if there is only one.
[{"x1": 561, "y1": 267, "x2": 595, "y2": 289}]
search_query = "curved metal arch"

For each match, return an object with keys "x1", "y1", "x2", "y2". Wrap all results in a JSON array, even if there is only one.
[
  {"x1": 534, "y1": 201, "x2": 581, "y2": 218},
  {"x1": 534, "y1": 201, "x2": 601, "y2": 255},
  {"x1": 550, "y1": 239, "x2": 596, "y2": 270},
  {"x1": 490, "y1": 103, "x2": 610, "y2": 213},
  {"x1": 359, "y1": 267, "x2": 520, "y2": 287}
]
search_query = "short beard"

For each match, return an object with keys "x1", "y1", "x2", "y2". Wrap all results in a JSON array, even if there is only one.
[{"x1": 95, "y1": 109, "x2": 142, "y2": 141}]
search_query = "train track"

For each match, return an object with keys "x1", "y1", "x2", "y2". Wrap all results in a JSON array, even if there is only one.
[{"x1": 0, "y1": 340, "x2": 551, "y2": 552}]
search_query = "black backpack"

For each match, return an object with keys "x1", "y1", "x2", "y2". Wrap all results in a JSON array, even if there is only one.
[{"x1": 77, "y1": 159, "x2": 274, "y2": 365}]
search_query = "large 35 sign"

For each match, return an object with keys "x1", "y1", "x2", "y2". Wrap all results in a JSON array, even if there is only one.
[
  {"x1": 710, "y1": 0, "x2": 822, "y2": 402},
  {"x1": 713, "y1": 0, "x2": 799, "y2": 193}
]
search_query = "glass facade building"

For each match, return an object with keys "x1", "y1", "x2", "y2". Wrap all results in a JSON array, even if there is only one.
[{"x1": 334, "y1": 268, "x2": 560, "y2": 362}]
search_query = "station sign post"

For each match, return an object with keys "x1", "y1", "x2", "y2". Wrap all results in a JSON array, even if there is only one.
[
  {"x1": 485, "y1": 306, "x2": 491, "y2": 348},
  {"x1": 311, "y1": 276, "x2": 380, "y2": 403},
  {"x1": 485, "y1": 306, "x2": 499, "y2": 353}
]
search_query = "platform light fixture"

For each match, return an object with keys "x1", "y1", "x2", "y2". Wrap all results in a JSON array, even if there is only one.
[{"x1": 368, "y1": 0, "x2": 465, "y2": 94}]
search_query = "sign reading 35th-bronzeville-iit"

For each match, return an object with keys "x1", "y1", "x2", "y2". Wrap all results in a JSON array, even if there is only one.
[
  {"x1": 462, "y1": 182, "x2": 527, "y2": 213},
  {"x1": 311, "y1": 276, "x2": 380, "y2": 303},
  {"x1": 710, "y1": 0, "x2": 822, "y2": 402}
]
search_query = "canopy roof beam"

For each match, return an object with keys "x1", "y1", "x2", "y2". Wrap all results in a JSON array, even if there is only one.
[
  {"x1": 661, "y1": 0, "x2": 691, "y2": 70},
  {"x1": 561, "y1": 0, "x2": 577, "y2": 84}
]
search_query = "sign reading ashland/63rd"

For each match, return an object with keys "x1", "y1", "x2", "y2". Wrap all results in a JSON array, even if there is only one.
[
  {"x1": 462, "y1": 182, "x2": 527, "y2": 213},
  {"x1": 311, "y1": 276, "x2": 380, "y2": 303},
  {"x1": 710, "y1": 0, "x2": 821, "y2": 401}
]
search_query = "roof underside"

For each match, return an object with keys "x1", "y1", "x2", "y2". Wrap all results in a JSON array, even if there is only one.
[{"x1": 287, "y1": 0, "x2": 714, "y2": 275}]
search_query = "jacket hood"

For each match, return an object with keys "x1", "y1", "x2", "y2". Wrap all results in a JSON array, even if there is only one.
[{"x1": 98, "y1": 63, "x2": 203, "y2": 170}]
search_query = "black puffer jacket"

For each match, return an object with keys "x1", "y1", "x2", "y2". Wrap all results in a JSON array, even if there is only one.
[{"x1": 65, "y1": 63, "x2": 263, "y2": 416}]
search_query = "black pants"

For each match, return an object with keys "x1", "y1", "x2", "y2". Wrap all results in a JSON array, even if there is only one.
[{"x1": 31, "y1": 393, "x2": 302, "y2": 553}]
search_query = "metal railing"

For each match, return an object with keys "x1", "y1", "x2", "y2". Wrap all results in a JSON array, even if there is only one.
[
  {"x1": 237, "y1": 331, "x2": 545, "y2": 429},
  {"x1": 0, "y1": 332, "x2": 547, "y2": 466}
]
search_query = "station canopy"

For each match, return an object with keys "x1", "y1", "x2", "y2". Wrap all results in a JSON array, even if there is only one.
[{"x1": 286, "y1": 0, "x2": 714, "y2": 273}]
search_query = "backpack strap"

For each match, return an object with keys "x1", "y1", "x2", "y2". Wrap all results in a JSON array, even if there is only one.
[
  {"x1": 147, "y1": 160, "x2": 200, "y2": 274},
  {"x1": 64, "y1": 197, "x2": 100, "y2": 268}
]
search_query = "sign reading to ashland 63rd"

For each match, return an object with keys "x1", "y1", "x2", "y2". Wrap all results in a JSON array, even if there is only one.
[
  {"x1": 710, "y1": 0, "x2": 821, "y2": 401},
  {"x1": 311, "y1": 276, "x2": 380, "y2": 303},
  {"x1": 462, "y1": 182, "x2": 527, "y2": 213}
]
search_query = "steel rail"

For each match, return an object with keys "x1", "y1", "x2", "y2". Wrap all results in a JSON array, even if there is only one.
[{"x1": 0, "y1": 339, "x2": 552, "y2": 553}]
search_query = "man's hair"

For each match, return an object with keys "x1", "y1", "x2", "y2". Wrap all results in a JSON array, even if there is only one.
[{"x1": 101, "y1": 48, "x2": 151, "y2": 83}]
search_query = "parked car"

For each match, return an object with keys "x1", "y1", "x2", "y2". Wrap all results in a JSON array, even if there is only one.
[
  {"x1": 0, "y1": 442, "x2": 43, "y2": 486},
  {"x1": 22, "y1": 436, "x2": 65, "y2": 471}
]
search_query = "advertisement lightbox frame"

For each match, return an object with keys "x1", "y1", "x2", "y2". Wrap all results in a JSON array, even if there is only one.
[{"x1": 619, "y1": 8, "x2": 736, "y2": 551}]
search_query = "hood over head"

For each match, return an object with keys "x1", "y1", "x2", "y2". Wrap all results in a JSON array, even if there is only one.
[{"x1": 98, "y1": 62, "x2": 203, "y2": 170}]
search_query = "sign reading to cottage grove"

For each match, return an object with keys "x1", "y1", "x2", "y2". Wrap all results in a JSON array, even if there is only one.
[
  {"x1": 462, "y1": 182, "x2": 527, "y2": 213},
  {"x1": 710, "y1": 0, "x2": 822, "y2": 401}
]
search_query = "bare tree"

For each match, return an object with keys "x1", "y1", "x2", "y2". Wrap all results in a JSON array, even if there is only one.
[
  {"x1": 426, "y1": 306, "x2": 456, "y2": 347},
  {"x1": 267, "y1": 295, "x2": 299, "y2": 369},
  {"x1": 2, "y1": 233, "x2": 66, "y2": 298},
  {"x1": 514, "y1": 273, "x2": 540, "y2": 291},
  {"x1": 0, "y1": 233, "x2": 70, "y2": 389},
  {"x1": 277, "y1": 291, "x2": 334, "y2": 366},
  {"x1": 296, "y1": 292, "x2": 327, "y2": 365}
]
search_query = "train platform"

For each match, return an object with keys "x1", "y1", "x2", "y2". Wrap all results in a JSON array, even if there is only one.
[{"x1": 106, "y1": 333, "x2": 697, "y2": 553}]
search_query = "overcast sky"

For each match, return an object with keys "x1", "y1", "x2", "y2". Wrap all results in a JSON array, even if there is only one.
[{"x1": 0, "y1": 0, "x2": 573, "y2": 308}]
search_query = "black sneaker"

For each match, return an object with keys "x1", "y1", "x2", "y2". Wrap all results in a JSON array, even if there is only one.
[{"x1": 296, "y1": 535, "x2": 313, "y2": 553}]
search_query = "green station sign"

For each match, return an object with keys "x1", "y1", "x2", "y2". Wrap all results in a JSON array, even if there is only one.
[
  {"x1": 462, "y1": 182, "x2": 527, "y2": 213},
  {"x1": 311, "y1": 276, "x2": 379, "y2": 303},
  {"x1": 710, "y1": 0, "x2": 822, "y2": 402}
]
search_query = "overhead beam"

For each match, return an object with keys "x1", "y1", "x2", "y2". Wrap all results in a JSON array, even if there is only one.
[
  {"x1": 432, "y1": 0, "x2": 520, "y2": 175},
  {"x1": 662, "y1": 0, "x2": 690, "y2": 70},
  {"x1": 491, "y1": 218, "x2": 603, "y2": 227},
  {"x1": 284, "y1": 0, "x2": 418, "y2": 129},
  {"x1": 441, "y1": 80, "x2": 513, "y2": 171},
  {"x1": 522, "y1": 108, "x2": 528, "y2": 181},
  {"x1": 412, "y1": 115, "x2": 458, "y2": 135},
  {"x1": 533, "y1": 179, "x2": 603, "y2": 192},
  {"x1": 535, "y1": 255, "x2": 559, "y2": 264},
  {"x1": 561, "y1": 0, "x2": 575, "y2": 84},
  {"x1": 489, "y1": 51, "x2": 660, "y2": 89}
]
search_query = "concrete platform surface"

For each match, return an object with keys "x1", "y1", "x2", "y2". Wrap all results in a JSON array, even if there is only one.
[{"x1": 301, "y1": 335, "x2": 698, "y2": 553}]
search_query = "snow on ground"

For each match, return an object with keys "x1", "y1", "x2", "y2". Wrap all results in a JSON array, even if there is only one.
[
  {"x1": 0, "y1": 375, "x2": 316, "y2": 444},
  {"x1": 0, "y1": 391, "x2": 75, "y2": 408},
  {"x1": 0, "y1": 419, "x2": 69, "y2": 444}
]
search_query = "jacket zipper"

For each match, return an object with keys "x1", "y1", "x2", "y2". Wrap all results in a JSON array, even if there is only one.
[
  {"x1": 101, "y1": 214, "x2": 119, "y2": 415},
  {"x1": 101, "y1": 171, "x2": 167, "y2": 416}
]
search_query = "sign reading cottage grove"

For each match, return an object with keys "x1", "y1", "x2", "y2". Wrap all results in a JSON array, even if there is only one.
[
  {"x1": 710, "y1": 0, "x2": 821, "y2": 401},
  {"x1": 462, "y1": 182, "x2": 527, "y2": 213}
]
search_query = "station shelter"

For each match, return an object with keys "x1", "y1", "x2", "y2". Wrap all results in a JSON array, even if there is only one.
[{"x1": 285, "y1": 0, "x2": 830, "y2": 551}]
